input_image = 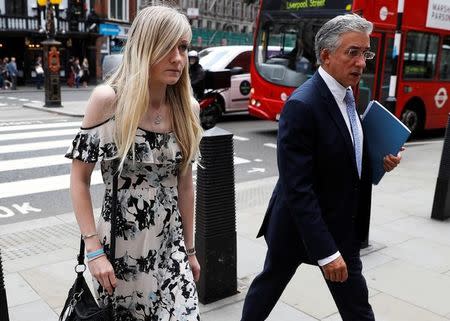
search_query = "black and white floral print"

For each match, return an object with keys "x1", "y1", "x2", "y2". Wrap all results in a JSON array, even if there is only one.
[{"x1": 65, "y1": 118, "x2": 199, "y2": 321}]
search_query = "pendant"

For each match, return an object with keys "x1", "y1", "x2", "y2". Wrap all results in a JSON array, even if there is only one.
[{"x1": 154, "y1": 114, "x2": 162, "y2": 125}]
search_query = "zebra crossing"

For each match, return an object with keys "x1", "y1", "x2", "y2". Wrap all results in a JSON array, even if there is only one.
[{"x1": 0, "y1": 120, "x2": 252, "y2": 222}]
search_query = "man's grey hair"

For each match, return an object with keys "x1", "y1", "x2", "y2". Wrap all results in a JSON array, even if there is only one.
[{"x1": 315, "y1": 14, "x2": 373, "y2": 64}]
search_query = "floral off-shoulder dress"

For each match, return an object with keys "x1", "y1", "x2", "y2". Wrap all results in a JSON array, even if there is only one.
[{"x1": 65, "y1": 117, "x2": 199, "y2": 321}]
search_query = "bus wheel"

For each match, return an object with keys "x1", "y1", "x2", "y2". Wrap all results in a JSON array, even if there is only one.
[{"x1": 401, "y1": 107, "x2": 424, "y2": 136}]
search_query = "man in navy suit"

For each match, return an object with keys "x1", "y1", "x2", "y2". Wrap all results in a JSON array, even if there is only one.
[{"x1": 241, "y1": 14, "x2": 402, "y2": 321}]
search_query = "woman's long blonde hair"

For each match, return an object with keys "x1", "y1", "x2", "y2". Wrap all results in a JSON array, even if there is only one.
[{"x1": 106, "y1": 5, "x2": 202, "y2": 174}]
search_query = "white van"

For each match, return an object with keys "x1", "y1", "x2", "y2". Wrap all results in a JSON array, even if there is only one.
[{"x1": 199, "y1": 45, "x2": 253, "y2": 113}]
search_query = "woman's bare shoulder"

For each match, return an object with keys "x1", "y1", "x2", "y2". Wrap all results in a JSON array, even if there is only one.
[{"x1": 81, "y1": 85, "x2": 116, "y2": 128}]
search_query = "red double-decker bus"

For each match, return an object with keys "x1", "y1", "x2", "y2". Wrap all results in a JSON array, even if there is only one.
[{"x1": 249, "y1": 0, "x2": 450, "y2": 135}]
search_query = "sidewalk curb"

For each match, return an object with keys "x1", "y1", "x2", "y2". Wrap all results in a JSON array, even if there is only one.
[{"x1": 23, "y1": 103, "x2": 84, "y2": 117}]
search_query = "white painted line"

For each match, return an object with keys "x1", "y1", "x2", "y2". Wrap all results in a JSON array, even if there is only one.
[
  {"x1": 7, "y1": 97, "x2": 17, "y2": 100},
  {"x1": 0, "y1": 170, "x2": 103, "y2": 199},
  {"x1": 0, "y1": 139, "x2": 72, "y2": 154},
  {"x1": 0, "y1": 155, "x2": 72, "y2": 172},
  {"x1": 404, "y1": 140, "x2": 443, "y2": 146},
  {"x1": 233, "y1": 135, "x2": 250, "y2": 141},
  {"x1": 254, "y1": 158, "x2": 263, "y2": 162},
  {"x1": 234, "y1": 156, "x2": 251, "y2": 165},
  {"x1": 31, "y1": 100, "x2": 43, "y2": 104},
  {"x1": 0, "y1": 121, "x2": 80, "y2": 132},
  {"x1": 0, "y1": 128, "x2": 78, "y2": 141},
  {"x1": 19, "y1": 98, "x2": 29, "y2": 102},
  {"x1": 0, "y1": 103, "x2": 7, "y2": 107},
  {"x1": 264, "y1": 143, "x2": 277, "y2": 149}
]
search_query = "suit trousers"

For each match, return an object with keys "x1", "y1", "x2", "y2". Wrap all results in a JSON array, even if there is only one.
[{"x1": 241, "y1": 213, "x2": 375, "y2": 321}]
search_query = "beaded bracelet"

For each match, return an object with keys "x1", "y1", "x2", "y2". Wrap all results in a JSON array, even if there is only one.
[
  {"x1": 86, "y1": 248, "x2": 105, "y2": 260},
  {"x1": 186, "y1": 248, "x2": 196, "y2": 256}
]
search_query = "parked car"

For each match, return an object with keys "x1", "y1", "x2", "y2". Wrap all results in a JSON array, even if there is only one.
[
  {"x1": 199, "y1": 45, "x2": 253, "y2": 114},
  {"x1": 102, "y1": 54, "x2": 123, "y2": 80}
]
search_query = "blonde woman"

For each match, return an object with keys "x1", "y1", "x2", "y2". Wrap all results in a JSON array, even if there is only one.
[{"x1": 65, "y1": 5, "x2": 202, "y2": 320}]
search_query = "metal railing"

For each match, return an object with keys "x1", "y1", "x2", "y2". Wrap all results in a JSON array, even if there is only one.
[{"x1": 0, "y1": 15, "x2": 86, "y2": 33}]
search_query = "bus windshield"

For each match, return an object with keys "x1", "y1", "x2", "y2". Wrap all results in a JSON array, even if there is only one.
[{"x1": 255, "y1": 17, "x2": 325, "y2": 87}]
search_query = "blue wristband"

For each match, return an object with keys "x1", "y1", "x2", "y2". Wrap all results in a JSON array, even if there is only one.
[{"x1": 86, "y1": 248, "x2": 105, "y2": 259}]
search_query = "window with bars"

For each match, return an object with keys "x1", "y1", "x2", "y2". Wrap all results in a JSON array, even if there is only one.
[{"x1": 110, "y1": 0, "x2": 129, "y2": 21}]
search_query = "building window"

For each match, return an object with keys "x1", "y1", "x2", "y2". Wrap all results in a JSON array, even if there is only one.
[
  {"x1": 207, "y1": 20, "x2": 212, "y2": 29},
  {"x1": 110, "y1": 0, "x2": 129, "y2": 21},
  {"x1": 6, "y1": 0, "x2": 27, "y2": 16}
]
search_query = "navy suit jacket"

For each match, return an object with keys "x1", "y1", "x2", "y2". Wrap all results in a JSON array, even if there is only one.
[{"x1": 258, "y1": 72, "x2": 372, "y2": 264}]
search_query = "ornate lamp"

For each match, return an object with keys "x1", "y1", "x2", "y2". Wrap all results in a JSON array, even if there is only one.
[{"x1": 41, "y1": 0, "x2": 62, "y2": 107}]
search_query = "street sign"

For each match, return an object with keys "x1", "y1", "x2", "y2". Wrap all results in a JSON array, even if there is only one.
[{"x1": 99, "y1": 23, "x2": 120, "y2": 36}]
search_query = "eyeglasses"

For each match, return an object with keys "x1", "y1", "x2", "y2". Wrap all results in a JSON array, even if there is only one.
[{"x1": 345, "y1": 48, "x2": 376, "y2": 60}]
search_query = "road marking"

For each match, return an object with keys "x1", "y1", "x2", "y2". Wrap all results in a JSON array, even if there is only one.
[
  {"x1": 0, "y1": 128, "x2": 78, "y2": 141},
  {"x1": 0, "y1": 103, "x2": 7, "y2": 107},
  {"x1": 31, "y1": 100, "x2": 43, "y2": 104},
  {"x1": 7, "y1": 97, "x2": 17, "y2": 100},
  {"x1": 254, "y1": 158, "x2": 263, "y2": 162},
  {"x1": 248, "y1": 167, "x2": 266, "y2": 173},
  {"x1": 264, "y1": 143, "x2": 277, "y2": 149},
  {"x1": 404, "y1": 140, "x2": 443, "y2": 146},
  {"x1": 0, "y1": 155, "x2": 72, "y2": 172},
  {"x1": 0, "y1": 121, "x2": 80, "y2": 132},
  {"x1": 0, "y1": 170, "x2": 103, "y2": 199},
  {"x1": 233, "y1": 135, "x2": 250, "y2": 141},
  {"x1": 0, "y1": 139, "x2": 73, "y2": 154},
  {"x1": 19, "y1": 98, "x2": 29, "y2": 102}
]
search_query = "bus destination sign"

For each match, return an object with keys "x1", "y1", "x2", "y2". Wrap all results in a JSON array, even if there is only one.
[{"x1": 262, "y1": 0, "x2": 352, "y2": 11}]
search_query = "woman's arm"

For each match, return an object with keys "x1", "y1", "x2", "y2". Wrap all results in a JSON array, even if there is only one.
[
  {"x1": 177, "y1": 164, "x2": 200, "y2": 281},
  {"x1": 70, "y1": 160, "x2": 101, "y2": 252}
]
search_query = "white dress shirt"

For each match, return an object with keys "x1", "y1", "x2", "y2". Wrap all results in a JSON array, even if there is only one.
[{"x1": 315, "y1": 67, "x2": 364, "y2": 266}]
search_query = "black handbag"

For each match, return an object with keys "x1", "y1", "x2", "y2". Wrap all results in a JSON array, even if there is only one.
[{"x1": 59, "y1": 168, "x2": 119, "y2": 321}]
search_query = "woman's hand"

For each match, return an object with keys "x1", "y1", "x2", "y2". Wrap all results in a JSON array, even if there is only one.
[
  {"x1": 188, "y1": 255, "x2": 201, "y2": 282},
  {"x1": 87, "y1": 255, "x2": 117, "y2": 295}
]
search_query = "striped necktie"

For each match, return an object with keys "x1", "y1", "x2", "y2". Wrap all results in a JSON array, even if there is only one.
[{"x1": 344, "y1": 89, "x2": 362, "y2": 178}]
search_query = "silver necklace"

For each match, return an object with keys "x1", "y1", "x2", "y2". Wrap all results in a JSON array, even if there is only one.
[{"x1": 154, "y1": 114, "x2": 162, "y2": 125}]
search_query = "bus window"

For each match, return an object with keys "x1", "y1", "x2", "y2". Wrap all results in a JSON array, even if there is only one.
[
  {"x1": 357, "y1": 36, "x2": 379, "y2": 113},
  {"x1": 381, "y1": 37, "x2": 394, "y2": 103},
  {"x1": 439, "y1": 36, "x2": 450, "y2": 81},
  {"x1": 403, "y1": 32, "x2": 439, "y2": 80},
  {"x1": 254, "y1": 19, "x2": 321, "y2": 88}
]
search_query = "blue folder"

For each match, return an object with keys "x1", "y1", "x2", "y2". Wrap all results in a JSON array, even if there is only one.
[{"x1": 361, "y1": 100, "x2": 411, "y2": 185}]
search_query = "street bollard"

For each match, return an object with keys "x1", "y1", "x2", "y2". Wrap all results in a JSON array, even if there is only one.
[
  {"x1": 195, "y1": 127, "x2": 237, "y2": 304},
  {"x1": 0, "y1": 249, "x2": 10, "y2": 321},
  {"x1": 431, "y1": 113, "x2": 450, "y2": 220}
]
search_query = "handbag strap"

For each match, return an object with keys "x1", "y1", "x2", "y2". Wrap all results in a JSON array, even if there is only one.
[{"x1": 76, "y1": 162, "x2": 119, "y2": 272}]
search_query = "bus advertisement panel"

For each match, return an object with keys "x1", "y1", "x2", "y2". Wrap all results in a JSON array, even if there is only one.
[{"x1": 249, "y1": 0, "x2": 450, "y2": 135}]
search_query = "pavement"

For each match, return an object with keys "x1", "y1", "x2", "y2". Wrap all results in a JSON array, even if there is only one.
[{"x1": 2, "y1": 95, "x2": 450, "y2": 320}]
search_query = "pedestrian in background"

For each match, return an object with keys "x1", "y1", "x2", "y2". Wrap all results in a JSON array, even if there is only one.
[
  {"x1": 73, "y1": 58, "x2": 81, "y2": 88},
  {"x1": 188, "y1": 50, "x2": 205, "y2": 100},
  {"x1": 7, "y1": 57, "x2": 18, "y2": 90},
  {"x1": 81, "y1": 57, "x2": 89, "y2": 88},
  {"x1": 65, "y1": 5, "x2": 202, "y2": 320},
  {"x1": 35, "y1": 56, "x2": 44, "y2": 90},
  {"x1": 241, "y1": 14, "x2": 402, "y2": 321},
  {"x1": 0, "y1": 57, "x2": 6, "y2": 89}
]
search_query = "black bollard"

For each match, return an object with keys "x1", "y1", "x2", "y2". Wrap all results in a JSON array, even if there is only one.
[
  {"x1": 195, "y1": 127, "x2": 237, "y2": 304},
  {"x1": 0, "y1": 249, "x2": 10, "y2": 321},
  {"x1": 431, "y1": 114, "x2": 450, "y2": 220}
]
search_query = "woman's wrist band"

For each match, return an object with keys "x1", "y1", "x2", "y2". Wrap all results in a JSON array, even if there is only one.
[
  {"x1": 87, "y1": 253, "x2": 106, "y2": 262},
  {"x1": 86, "y1": 248, "x2": 105, "y2": 260},
  {"x1": 81, "y1": 233, "x2": 98, "y2": 240},
  {"x1": 186, "y1": 247, "x2": 196, "y2": 256}
]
